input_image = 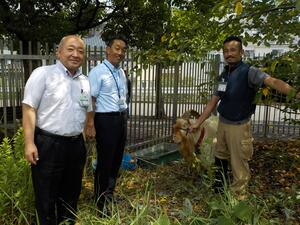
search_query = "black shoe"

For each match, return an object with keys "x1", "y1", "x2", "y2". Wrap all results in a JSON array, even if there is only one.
[{"x1": 96, "y1": 195, "x2": 112, "y2": 218}]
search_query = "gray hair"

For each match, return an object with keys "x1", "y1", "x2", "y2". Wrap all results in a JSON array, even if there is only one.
[{"x1": 57, "y1": 35, "x2": 84, "y2": 50}]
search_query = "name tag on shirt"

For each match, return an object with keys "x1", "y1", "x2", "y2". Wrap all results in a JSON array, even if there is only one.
[
  {"x1": 79, "y1": 91, "x2": 89, "y2": 108},
  {"x1": 117, "y1": 97, "x2": 126, "y2": 106},
  {"x1": 217, "y1": 82, "x2": 227, "y2": 92}
]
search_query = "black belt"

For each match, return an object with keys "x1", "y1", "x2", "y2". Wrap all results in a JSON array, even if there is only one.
[
  {"x1": 35, "y1": 127, "x2": 82, "y2": 141},
  {"x1": 96, "y1": 111, "x2": 127, "y2": 116}
]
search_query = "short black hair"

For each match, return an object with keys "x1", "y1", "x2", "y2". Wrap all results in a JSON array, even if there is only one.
[
  {"x1": 223, "y1": 35, "x2": 243, "y2": 49},
  {"x1": 105, "y1": 34, "x2": 128, "y2": 47}
]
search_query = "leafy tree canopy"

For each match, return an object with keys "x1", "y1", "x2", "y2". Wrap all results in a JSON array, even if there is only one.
[
  {"x1": 154, "y1": 0, "x2": 300, "y2": 63},
  {"x1": 0, "y1": 0, "x2": 222, "y2": 50},
  {"x1": 0, "y1": 0, "x2": 101, "y2": 42},
  {"x1": 0, "y1": 0, "x2": 299, "y2": 64},
  {"x1": 101, "y1": 0, "x2": 171, "y2": 50},
  {"x1": 0, "y1": 0, "x2": 172, "y2": 46},
  {"x1": 101, "y1": 0, "x2": 221, "y2": 61}
]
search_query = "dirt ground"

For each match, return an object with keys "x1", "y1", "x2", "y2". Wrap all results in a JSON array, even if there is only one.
[{"x1": 81, "y1": 138, "x2": 300, "y2": 224}]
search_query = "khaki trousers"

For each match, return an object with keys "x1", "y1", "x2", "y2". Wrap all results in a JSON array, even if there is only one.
[{"x1": 214, "y1": 120, "x2": 254, "y2": 193}]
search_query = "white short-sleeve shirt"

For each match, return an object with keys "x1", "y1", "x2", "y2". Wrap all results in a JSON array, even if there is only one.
[{"x1": 22, "y1": 61, "x2": 92, "y2": 136}]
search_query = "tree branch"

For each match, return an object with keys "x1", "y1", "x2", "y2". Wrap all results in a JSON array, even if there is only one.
[
  {"x1": 219, "y1": 4, "x2": 295, "y2": 26},
  {"x1": 71, "y1": 1, "x2": 127, "y2": 33},
  {"x1": 240, "y1": 5, "x2": 295, "y2": 20}
]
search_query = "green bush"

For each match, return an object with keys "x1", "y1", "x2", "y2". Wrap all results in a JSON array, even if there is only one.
[{"x1": 0, "y1": 128, "x2": 35, "y2": 225}]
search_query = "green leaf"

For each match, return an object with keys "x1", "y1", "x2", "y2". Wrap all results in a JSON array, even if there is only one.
[
  {"x1": 275, "y1": 0, "x2": 285, "y2": 7},
  {"x1": 208, "y1": 200, "x2": 227, "y2": 211},
  {"x1": 232, "y1": 201, "x2": 252, "y2": 222},
  {"x1": 297, "y1": 0, "x2": 300, "y2": 10},
  {"x1": 217, "y1": 216, "x2": 235, "y2": 225},
  {"x1": 235, "y1": 1, "x2": 243, "y2": 16},
  {"x1": 271, "y1": 60, "x2": 278, "y2": 73},
  {"x1": 286, "y1": 89, "x2": 296, "y2": 102},
  {"x1": 262, "y1": 87, "x2": 270, "y2": 97},
  {"x1": 153, "y1": 214, "x2": 171, "y2": 225},
  {"x1": 291, "y1": 62, "x2": 298, "y2": 73},
  {"x1": 161, "y1": 34, "x2": 167, "y2": 43},
  {"x1": 182, "y1": 198, "x2": 194, "y2": 216}
]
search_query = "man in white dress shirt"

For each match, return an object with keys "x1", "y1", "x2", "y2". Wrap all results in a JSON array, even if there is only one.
[{"x1": 22, "y1": 35, "x2": 92, "y2": 225}]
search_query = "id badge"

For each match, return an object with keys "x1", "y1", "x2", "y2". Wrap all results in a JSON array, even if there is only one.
[
  {"x1": 79, "y1": 91, "x2": 89, "y2": 107},
  {"x1": 117, "y1": 97, "x2": 126, "y2": 105},
  {"x1": 217, "y1": 82, "x2": 227, "y2": 92}
]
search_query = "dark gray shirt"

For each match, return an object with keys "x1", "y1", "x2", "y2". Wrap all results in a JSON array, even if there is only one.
[{"x1": 214, "y1": 66, "x2": 269, "y2": 124}]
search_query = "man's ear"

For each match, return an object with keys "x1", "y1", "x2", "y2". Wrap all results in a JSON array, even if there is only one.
[
  {"x1": 105, "y1": 46, "x2": 111, "y2": 57},
  {"x1": 240, "y1": 48, "x2": 244, "y2": 57}
]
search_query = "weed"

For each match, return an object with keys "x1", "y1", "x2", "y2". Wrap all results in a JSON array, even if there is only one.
[{"x1": 0, "y1": 128, "x2": 35, "y2": 225}]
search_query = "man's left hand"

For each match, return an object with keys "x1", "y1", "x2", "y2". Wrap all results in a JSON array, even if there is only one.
[{"x1": 85, "y1": 124, "x2": 96, "y2": 139}]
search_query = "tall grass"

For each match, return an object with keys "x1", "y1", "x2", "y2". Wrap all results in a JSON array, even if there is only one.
[
  {"x1": 0, "y1": 130, "x2": 284, "y2": 224},
  {"x1": 0, "y1": 128, "x2": 35, "y2": 225},
  {"x1": 76, "y1": 183, "x2": 182, "y2": 225},
  {"x1": 74, "y1": 178, "x2": 271, "y2": 225}
]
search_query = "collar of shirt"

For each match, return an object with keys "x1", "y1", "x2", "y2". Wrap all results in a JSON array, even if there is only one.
[
  {"x1": 224, "y1": 60, "x2": 243, "y2": 73},
  {"x1": 103, "y1": 59, "x2": 121, "y2": 74},
  {"x1": 56, "y1": 60, "x2": 83, "y2": 78}
]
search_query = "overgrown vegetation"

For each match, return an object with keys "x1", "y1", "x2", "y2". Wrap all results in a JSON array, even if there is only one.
[
  {"x1": 0, "y1": 130, "x2": 299, "y2": 224},
  {"x1": 0, "y1": 128, "x2": 34, "y2": 225}
]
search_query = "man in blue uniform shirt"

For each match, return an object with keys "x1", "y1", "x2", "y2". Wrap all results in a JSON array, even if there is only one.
[
  {"x1": 190, "y1": 35, "x2": 300, "y2": 198},
  {"x1": 85, "y1": 34, "x2": 128, "y2": 214}
]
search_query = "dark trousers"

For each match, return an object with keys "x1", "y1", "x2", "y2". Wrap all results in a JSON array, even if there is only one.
[
  {"x1": 94, "y1": 112, "x2": 127, "y2": 208},
  {"x1": 32, "y1": 129, "x2": 86, "y2": 225}
]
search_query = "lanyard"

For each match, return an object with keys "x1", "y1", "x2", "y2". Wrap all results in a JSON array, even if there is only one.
[{"x1": 103, "y1": 62, "x2": 121, "y2": 98}]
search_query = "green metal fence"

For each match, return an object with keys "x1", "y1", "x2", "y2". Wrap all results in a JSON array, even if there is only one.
[{"x1": 0, "y1": 40, "x2": 299, "y2": 149}]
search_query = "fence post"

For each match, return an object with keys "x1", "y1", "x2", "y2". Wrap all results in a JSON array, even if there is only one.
[
  {"x1": 155, "y1": 63, "x2": 164, "y2": 118},
  {"x1": 263, "y1": 104, "x2": 269, "y2": 137},
  {"x1": 172, "y1": 62, "x2": 180, "y2": 124},
  {"x1": 82, "y1": 45, "x2": 89, "y2": 75},
  {"x1": 212, "y1": 54, "x2": 221, "y2": 115}
]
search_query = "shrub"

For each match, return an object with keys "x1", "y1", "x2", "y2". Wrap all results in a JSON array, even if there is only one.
[{"x1": 0, "y1": 128, "x2": 35, "y2": 225}]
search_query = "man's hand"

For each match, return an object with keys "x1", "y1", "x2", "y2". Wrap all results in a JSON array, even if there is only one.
[
  {"x1": 24, "y1": 143, "x2": 39, "y2": 165},
  {"x1": 189, "y1": 122, "x2": 200, "y2": 133},
  {"x1": 85, "y1": 123, "x2": 96, "y2": 139}
]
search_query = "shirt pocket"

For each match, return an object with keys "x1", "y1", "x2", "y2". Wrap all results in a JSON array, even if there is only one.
[
  {"x1": 45, "y1": 79, "x2": 69, "y2": 105},
  {"x1": 101, "y1": 76, "x2": 114, "y2": 93}
]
